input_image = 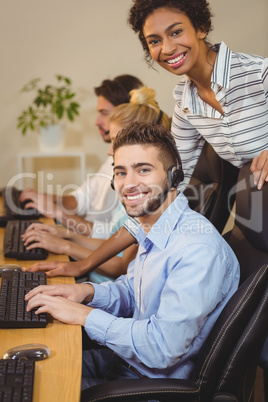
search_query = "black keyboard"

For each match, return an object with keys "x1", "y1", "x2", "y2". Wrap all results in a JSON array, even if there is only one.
[
  {"x1": 0, "y1": 187, "x2": 41, "y2": 227},
  {"x1": 0, "y1": 359, "x2": 35, "y2": 401},
  {"x1": 0, "y1": 270, "x2": 48, "y2": 329},
  {"x1": 4, "y1": 220, "x2": 48, "y2": 260}
]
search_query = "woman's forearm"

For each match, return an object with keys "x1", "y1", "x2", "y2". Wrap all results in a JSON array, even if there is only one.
[
  {"x1": 92, "y1": 243, "x2": 138, "y2": 279},
  {"x1": 80, "y1": 226, "x2": 136, "y2": 273}
]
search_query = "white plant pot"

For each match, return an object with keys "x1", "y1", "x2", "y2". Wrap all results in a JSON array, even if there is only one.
[{"x1": 38, "y1": 125, "x2": 65, "y2": 153}]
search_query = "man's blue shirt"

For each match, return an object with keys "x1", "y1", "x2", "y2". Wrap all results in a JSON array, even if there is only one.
[{"x1": 84, "y1": 193, "x2": 240, "y2": 379}]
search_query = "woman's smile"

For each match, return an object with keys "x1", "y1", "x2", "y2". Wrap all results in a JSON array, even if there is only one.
[{"x1": 164, "y1": 51, "x2": 188, "y2": 68}]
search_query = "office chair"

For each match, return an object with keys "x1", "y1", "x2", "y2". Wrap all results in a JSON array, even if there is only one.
[
  {"x1": 223, "y1": 162, "x2": 268, "y2": 284},
  {"x1": 184, "y1": 141, "x2": 239, "y2": 234},
  {"x1": 81, "y1": 263, "x2": 268, "y2": 402},
  {"x1": 260, "y1": 338, "x2": 268, "y2": 402},
  {"x1": 223, "y1": 162, "x2": 268, "y2": 401}
]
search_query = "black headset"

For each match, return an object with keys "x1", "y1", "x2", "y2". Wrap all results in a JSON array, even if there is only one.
[
  {"x1": 110, "y1": 136, "x2": 184, "y2": 191},
  {"x1": 165, "y1": 136, "x2": 184, "y2": 189}
]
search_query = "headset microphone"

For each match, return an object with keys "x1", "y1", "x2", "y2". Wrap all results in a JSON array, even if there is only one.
[{"x1": 153, "y1": 186, "x2": 170, "y2": 210}]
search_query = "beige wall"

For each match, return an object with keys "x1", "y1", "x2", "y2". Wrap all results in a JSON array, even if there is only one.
[{"x1": 0, "y1": 0, "x2": 267, "y2": 191}]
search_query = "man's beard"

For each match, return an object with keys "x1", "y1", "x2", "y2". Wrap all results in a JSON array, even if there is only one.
[{"x1": 122, "y1": 182, "x2": 169, "y2": 218}]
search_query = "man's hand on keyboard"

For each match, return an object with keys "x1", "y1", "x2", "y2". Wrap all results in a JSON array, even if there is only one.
[
  {"x1": 25, "y1": 283, "x2": 94, "y2": 303},
  {"x1": 25, "y1": 283, "x2": 95, "y2": 325},
  {"x1": 19, "y1": 188, "x2": 59, "y2": 219}
]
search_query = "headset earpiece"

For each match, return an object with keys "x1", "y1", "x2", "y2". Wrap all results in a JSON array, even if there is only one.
[
  {"x1": 167, "y1": 166, "x2": 184, "y2": 189},
  {"x1": 110, "y1": 176, "x2": 115, "y2": 190},
  {"x1": 165, "y1": 137, "x2": 184, "y2": 187}
]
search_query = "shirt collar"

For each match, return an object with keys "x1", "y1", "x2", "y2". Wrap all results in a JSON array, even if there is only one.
[
  {"x1": 174, "y1": 41, "x2": 231, "y2": 115},
  {"x1": 136, "y1": 193, "x2": 189, "y2": 251},
  {"x1": 211, "y1": 41, "x2": 232, "y2": 89}
]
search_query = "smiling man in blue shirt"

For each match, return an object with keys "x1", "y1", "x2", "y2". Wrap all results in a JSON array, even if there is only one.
[{"x1": 26, "y1": 121, "x2": 240, "y2": 389}]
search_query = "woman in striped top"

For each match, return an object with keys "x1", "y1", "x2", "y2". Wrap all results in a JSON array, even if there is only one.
[{"x1": 128, "y1": 0, "x2": 268, "y2": 190}]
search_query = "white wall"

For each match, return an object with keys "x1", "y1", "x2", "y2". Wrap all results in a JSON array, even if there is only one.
[{"x1": 0, "y1": 0, "x2": 267, "y2": 190}]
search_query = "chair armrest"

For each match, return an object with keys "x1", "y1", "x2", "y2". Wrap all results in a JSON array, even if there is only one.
[
  {"x1": 81, "y1": 378, "x2": 200, "y2": 402},
  {"x1": 212, "y1": 393, "x2": 239, "y2": 402}
]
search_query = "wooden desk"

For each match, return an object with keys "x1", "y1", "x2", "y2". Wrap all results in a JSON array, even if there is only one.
[{"x1": 0, "y1": 209, "x2": 82, "y2": 401}]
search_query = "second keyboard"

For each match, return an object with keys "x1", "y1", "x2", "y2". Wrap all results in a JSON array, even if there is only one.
[
  {"x1": 0, "y1": 359, "x2": 35, "y2": 401},
  {"x1": 4, "y1": 220, "x2": 48, "y2": 260}
]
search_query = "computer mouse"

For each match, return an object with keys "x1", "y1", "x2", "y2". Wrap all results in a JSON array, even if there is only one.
[
  {"x1": 0, "y1": 264, "x2": 24, "y2": 277},
  {"x1": 3, "y1": 344, "x2": 50, "y2": 361}
]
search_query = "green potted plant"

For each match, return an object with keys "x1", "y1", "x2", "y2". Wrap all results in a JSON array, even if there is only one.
[{"x1": 17, "y1": 75, "x2": 80, "y2": 151}]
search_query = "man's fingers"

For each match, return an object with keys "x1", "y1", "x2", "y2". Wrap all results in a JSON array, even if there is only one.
[
  {"x1": 24, "y1": 202, "x2": 36, "y2": 210},
  {"x1": 25, "y1": 285, "x2": 69, "y2": 301},
  {"x1": 26, "y1": 293, "x2": 55, "y2": 312},
  {"x1": 25, "y1": 285, "x2": 49, "y2": 300}
]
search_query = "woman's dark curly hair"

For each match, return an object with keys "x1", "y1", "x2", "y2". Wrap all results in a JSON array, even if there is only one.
[{"x1": 128, "y1": 0, "x2": 213, "y2": 65}]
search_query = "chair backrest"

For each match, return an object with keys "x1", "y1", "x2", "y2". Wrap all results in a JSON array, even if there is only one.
[
  {"x1": 223, "y1": 162, "x2": 268, "y2": 284},
  {"x1": 193, "y1": 264, "x2": 268, "y2": 401},
  {"x1": 184, "y1": 141, "x2": 239, "y2": 234}
]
